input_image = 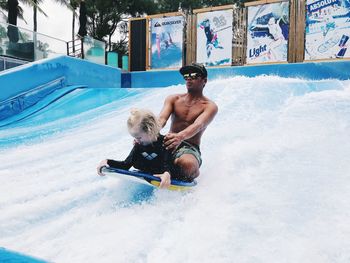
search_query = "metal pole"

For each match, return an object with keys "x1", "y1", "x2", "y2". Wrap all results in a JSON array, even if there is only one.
[{"x1": 81, "y1": 38, "x2": 84, "y2": 59}]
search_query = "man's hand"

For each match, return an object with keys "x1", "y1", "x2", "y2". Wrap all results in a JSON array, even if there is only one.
[
  {"x1": 154, "y1": 172, "x2": 171, "y2": 189},
  {"x1": 163, "y1": 133, "x2": 184, "y2": 151},
  {"x1": 97, "y1": 159, "x2": 109, "y2": 176}
]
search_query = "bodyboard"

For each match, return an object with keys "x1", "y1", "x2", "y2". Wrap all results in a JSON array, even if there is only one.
[{"x1": 101, "y1": 166, "x2": 197, "y2": 191}]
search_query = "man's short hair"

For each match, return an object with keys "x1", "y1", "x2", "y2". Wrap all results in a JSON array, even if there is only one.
[{"x1": 180, "y1": 63, "x2": 208, "y2": 78}]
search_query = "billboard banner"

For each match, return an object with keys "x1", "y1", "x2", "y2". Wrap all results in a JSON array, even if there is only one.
[
  {"x1": 196, "y1": 9, "x2": 233, "y2": 66},
  {"x1": 247, "y1": 2, "x2": 289, "y2": 64},
  {"x1": 305, "y1": 0, "x2": 350, "y2": 60},
  {"x1": 150, "y1": 16, "x2": 184, "y2": 69}
]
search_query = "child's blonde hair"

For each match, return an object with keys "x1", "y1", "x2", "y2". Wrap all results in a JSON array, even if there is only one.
[{"x1": 127, "y1": 108, "x2": 160, "y2": 141}]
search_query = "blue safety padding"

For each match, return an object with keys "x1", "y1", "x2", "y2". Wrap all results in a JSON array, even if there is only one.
[{"x1": 0, "y1": 55, "x2": 121, "y2": 102}]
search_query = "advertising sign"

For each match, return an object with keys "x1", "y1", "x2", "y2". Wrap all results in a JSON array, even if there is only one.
[
  {"x1": 305, "y1": 0, "x2": 350, "y2": 60},
  {"x1": 196, "y1": 9, "x2": 233, "y2": 66},
  {"x1": 247, "y1": 2, "x2": 289, "y2": 64},
  {"x1": 150, "y1": 16, "x2": 184, "y2": 69}
]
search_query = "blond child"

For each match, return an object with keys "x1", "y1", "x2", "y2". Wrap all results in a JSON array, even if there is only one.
[{"x1": 97, "y1": 108, "x2": 172, "y2": 188}]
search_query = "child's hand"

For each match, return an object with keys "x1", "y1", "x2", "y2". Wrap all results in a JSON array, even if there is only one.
[
  {"x1": 154, "y1": 172, "x2": 171, "y2": 189},
  {"x1": 97, "y1": 159, "x2": 109, "y2": 176}
]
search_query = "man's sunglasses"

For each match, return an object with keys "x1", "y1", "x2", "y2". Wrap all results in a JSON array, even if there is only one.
[{"x1": 183, "y1": 72, "x2": 202, "y2": 80}]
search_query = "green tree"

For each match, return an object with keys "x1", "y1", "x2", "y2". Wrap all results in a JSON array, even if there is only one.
[
  {"x1": 0, "y1": 0, "x2": 28, "y2": 24},
  {"x1": 154, "y1": 0, "x2": 253, "y2": 13},
  {"x1": 15, "y1": 0, "x2": 47, "y2": 31},
  {"x1": 70, "y1": 0, "x2": 79, "y2": 42},
  {"x1": 83, "y1": 0, "x2": 156, "y2": 51},
  {"x1": 0, "y1": 1, "x2": 7, "y2": 20}
]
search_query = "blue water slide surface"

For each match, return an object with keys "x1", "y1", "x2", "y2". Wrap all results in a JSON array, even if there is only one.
[{"x1": 1, "y1": 56, "x2": 350, "y2": 263}]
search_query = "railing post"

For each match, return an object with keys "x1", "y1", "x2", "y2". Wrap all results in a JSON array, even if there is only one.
[
  {"x1": 81, "y1": 38, "x2": 84, "y2": 59},
  {"x1": 33, "y1": 31, "x2": 36, "y2": 61}
]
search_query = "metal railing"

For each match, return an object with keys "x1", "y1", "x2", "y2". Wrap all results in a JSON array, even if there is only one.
[
  {"x1": 0, "y1": 21, "x2": 67, "y2": 62},
  {"x1": 67, "y1": 36, "x2": 106, "y2": 64},
  {"x1": 67, "y1": 38, "x2": 84, "y2": 58},
  {"x1": 0, "y1": 56, "x2": 28, "y2": 71}
]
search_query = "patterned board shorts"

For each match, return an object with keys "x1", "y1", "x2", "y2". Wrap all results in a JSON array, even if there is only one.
[{"x1": 172, "y1": 141, "x2": 202, "y2": 167}]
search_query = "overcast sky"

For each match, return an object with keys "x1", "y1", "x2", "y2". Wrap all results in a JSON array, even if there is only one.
[{"x1": 17, "y1": 1, "x2": 75, "y2": 42}]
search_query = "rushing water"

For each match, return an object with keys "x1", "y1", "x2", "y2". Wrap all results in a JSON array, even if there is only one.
[{"x1": 1, "y1": 76, "x2": 350, "y2": 262}]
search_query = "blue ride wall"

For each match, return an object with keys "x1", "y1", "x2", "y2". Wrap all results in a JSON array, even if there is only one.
[
  {"x1": 1, "y1": 56, "x2": 350, "y2": 102},
  {"x1": 0, "y1": 56, "x2": 121, "y2": 102},
  {"x1": 125, "y1": 60, "x2": 350, "y2": 88}
]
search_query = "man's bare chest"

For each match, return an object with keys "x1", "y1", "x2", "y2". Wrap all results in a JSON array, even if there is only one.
[{"x1": 173, "y1": 102, "x2": 204, "y2": 123}]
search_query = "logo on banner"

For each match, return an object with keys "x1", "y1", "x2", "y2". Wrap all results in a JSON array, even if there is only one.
[
  {"x1": 213, "y1": 15, "x2": 227, "y2": 28},
  {"x1": 308, "y1": 0, "x2": 339, "y2": 13},
  {"x1": 162, "y1": 20, "x2": 182, "y2": 26},
  {"x1": 153, "y1": 20, "x2": 182, "y2": 28},
  {"x1": 249, "y1": 44, "x2": 268, "y2": 58}
]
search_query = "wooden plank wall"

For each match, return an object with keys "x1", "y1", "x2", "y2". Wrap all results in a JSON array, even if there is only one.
[
  {"x1": 295, "y1": 0, "x2": 306, "y2": 62},
  {"x1": 232, "y1": 6, "x2": 247, "y2": 65},
  {"x1": 185, "y1": 12, "x2": 195, "y2": 65},
  {"x1": 288, "y1": 0, "x2": 306, "y2": 63}
]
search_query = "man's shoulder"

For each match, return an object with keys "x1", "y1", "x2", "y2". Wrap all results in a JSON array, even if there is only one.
[
  {"x1": 202, "y1": 97, "x2": 218, "y2": 115},
  {"x1": 166, "y1": 93, "x2": 185, "y2": 101},
  {"x1": 203, "y1": 96, "x2": 218, "y2": 107}
]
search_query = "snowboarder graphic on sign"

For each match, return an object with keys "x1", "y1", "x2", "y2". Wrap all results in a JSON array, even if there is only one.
[
  {"x1": 251, "y1": 16, "x2": 285, "y2": 61},
  {"x1": 199, "y1": 18, "x2": 224, "y2": 58}
]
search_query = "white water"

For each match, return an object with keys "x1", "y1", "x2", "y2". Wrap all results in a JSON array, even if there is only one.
[{"x1": 1, "y1": 76, "x2": 350, "y2": 262}]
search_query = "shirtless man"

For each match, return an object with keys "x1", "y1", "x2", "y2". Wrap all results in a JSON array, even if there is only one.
[{"x1": 158, "y1": 63, "x2": 218, "y2": 187}]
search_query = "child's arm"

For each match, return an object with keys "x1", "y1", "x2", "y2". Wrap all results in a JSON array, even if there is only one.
[
  {"x1": 106, "y1": 159, "x2": 132, "y2": 170},
  {"x1": 97, "y1": 147, "x2": 135, "y2": 176},
  {"x1": 153, "y1": 147, "x2": 172, "y2": 188}
]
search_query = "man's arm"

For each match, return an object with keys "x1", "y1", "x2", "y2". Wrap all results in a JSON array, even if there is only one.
[
  {"x1": 164, "y1": 102, "x2": 218, "y2": 150},
  {"x1": 158, "y1": 95, "x2": 176, "y2": 128}
]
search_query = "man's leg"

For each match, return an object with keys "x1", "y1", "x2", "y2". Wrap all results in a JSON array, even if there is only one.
[{"x1": 174, "y1": 154, "x2": 200, "y2": 181}]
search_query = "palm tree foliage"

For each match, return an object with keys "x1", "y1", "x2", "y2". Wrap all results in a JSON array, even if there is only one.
[
  {"x1": 82, "y1": 0, "x2": 156, "y2": 51},
  {"x1": 30, "y1": 0, "x2": 74, "y2": 32},
  {"x1": 0, "y1": 0, "x2": 72, "y2": 32},
  {"x1": 0, "y1": 0, "x2": 27, "y2": 23}
]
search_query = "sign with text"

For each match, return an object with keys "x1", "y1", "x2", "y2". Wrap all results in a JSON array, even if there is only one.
[
  {"x1": 246, "y1": 2, "x2": 289, "y2": 64},
  {"x1": 305, "y1": 0, "x2": 350, "y2": 60},
  {"x1": 150, "y1": 16, "x2": 184, "y2": 69}
]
